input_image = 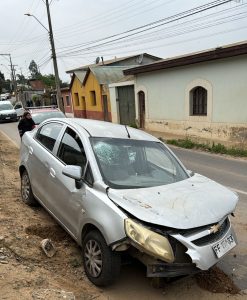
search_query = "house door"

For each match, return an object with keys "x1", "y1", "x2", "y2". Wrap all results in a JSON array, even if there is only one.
[
  {"x1": 118, "y1": 86, "x2": 135, "y2": 126},
  {"x1": 102, "y1": 95, "x2": 109, "y2": 121},
  {"x1": 138, "y1": 91, "x2": 145, "y2": 128}
]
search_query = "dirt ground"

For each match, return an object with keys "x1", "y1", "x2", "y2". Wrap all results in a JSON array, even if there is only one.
[{"x1": 0, "y1": 132, "x2": 246, "y2": 300}]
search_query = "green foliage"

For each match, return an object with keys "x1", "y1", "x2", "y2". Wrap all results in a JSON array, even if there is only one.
[
  {"x1": 16, "y1": 74, "x2": 27, "y2": 84},
  {"x1": 32, "y1": 94, "x2": 39, "y2": 101},
  {"x1": 166, "y1": 138, "x2": 195, "y2": 149},
  {"x1": 0, "y1": 71, "x2": 5, "y2": 93},
  {"x1": 29, "y1": 60, "x2": 41, "y2": 78},
  {"x1": 211, "y1": 142, "x2": 227, "y2": 154},
  {"x1": 166, "y1": 138, "x2": 247, "y2": 157},
  {"x1": 37, "y1": 73, "x2": 56, "y2": 88}
]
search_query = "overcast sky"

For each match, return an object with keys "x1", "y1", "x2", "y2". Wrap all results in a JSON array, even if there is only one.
[{"x1": 0, "y1": 0, "x2": 246, "y2": 82}]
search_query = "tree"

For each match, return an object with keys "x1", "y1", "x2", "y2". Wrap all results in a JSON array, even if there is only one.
[
  {"x1": 0, "y1": 71, "x2": 5, "y2": 93},
  {"x1": 37, "y1": 73, "x2": 68, "y2": 89},
  {"x1": 37, "y1": 73, "x2": 56, "y2": 89},
  {"x1": 29, "y1": 60, "x2": 40, "y2": 78},
  {"x1": 16, "y1": 74, "x2": 27, "y2": 84}
]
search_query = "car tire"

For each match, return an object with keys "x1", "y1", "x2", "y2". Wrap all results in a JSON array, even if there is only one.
[
  {"x1": 82, "y1": 230, "x2": 121, "y2": 286},
  {"x1": 21, "y1": 170, "x2": 38, "y2": 206}
]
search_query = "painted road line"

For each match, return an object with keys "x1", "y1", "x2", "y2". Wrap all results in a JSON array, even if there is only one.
[
  {"x1": 0, "y1": 130, "x2": 19, "y2": 148},
  {"x1": 228, "y1": 187, "x2": 247, "y2": 196}
]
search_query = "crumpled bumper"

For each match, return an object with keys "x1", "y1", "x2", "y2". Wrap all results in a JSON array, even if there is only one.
[{"x1": 170, "y1": 218, "x2": 237, "y2": 271}]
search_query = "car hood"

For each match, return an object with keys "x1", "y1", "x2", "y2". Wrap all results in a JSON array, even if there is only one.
[
  {"x1": 0, "y1": 109, "x2": 16, "y2": 115},
  {"x1": 107, "y1": 173, "x2": 238, "y2": 229}
]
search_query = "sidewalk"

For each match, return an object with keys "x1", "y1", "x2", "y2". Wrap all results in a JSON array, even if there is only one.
[{"x1": 145, "y1": 129, "x2": 247, "y2": 150}]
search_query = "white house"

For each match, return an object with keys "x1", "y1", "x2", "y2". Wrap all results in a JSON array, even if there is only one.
[{"x1": 110, "y1": 42, "x2": 247, "y2": 146}]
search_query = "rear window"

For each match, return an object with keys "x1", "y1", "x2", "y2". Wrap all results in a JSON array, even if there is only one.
[
  {"x1": 36, "y1": 122, "x2": 63, "y2": 151},
  {"x1": 32, "y1": 111, "x2": 65, "y2": 124},
  {"x1": 0, "y1": 104, "x2": 13, "y2": 110}
]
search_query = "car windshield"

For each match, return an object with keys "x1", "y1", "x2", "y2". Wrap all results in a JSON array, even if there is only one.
[
  {"x1": 0, "y1": 104, "x2": 13, "y2": 110},
  {"x1": 91, "y1": 138, "x2": 188, "y2": 189},
  {"x1": 32, "y1": 111, "x2": 65, "y2": 124}
]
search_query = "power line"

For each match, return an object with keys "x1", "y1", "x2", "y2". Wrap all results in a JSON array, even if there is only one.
[
  {"x1": 53, "y1": 0, "x2": 175, "y2": 40},
  {"x1": 37, "y1": 2, "x2": 246, "y2": 66},
  {"x1": 56, "y1": 0, "x2": 237, "y2": 57},
  {"x1": 55, "y1": 1, "x2": 245, "y2": 53}
]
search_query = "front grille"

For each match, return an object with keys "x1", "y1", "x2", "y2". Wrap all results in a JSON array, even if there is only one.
[{"x1": 192, "y1": 218, "x2": 230, "y2": 246}]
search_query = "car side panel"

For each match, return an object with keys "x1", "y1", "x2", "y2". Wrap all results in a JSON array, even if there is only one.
[{"x1": 23, "y1": 134, "x2": 55, "y2": 204}]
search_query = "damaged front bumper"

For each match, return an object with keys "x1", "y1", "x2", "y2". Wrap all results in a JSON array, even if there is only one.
[
  {"x1": 170, "y1": 217, "x2": 237, "y2": 271},
  {"x1": 133, "y1": 217, "x2": 237, "y2": 278}
]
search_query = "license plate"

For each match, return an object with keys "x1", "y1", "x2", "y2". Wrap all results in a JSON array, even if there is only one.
[
  {"x1": 212, "y1": 234, "x2": 236, "y2": 258},
  {"x1": 5, "y1": 117, "x2": 10, "y2": 119}
]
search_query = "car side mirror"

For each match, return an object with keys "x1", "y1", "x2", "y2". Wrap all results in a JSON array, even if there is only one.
[{"x1": 62, "y1": 165, "x2": 83, "y2": 188}]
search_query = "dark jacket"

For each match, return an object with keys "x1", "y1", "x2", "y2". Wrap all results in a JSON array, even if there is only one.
[{"x1": 18, "y1": 118, "x2": 35, "y2": 137}]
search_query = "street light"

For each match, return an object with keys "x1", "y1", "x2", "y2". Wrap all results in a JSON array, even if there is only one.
[
  {"x1": 24, "y1": 13, "x2": 49, "y2": 32},
  {"x1": 24, "y1": 4, "x2": 64, "y2": 113}
]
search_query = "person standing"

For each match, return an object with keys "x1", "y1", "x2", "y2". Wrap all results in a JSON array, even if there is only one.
[{"x1": 18, "y1": 111, "x2": 35, "y2": 138}]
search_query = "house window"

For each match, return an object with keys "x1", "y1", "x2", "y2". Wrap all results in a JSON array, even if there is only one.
[
  {"x1": 190, "y1": 86, "x2": 207, "y2": 116},
  {"x1": 66, "y1": 95, "x2": 70, "y2": 106},
  {"x1": 81, "y1": 96, "x2": 86, "y2": 109},
  {"x1": 74, "y1": 93, "x2": 79, "y2": 106},
  {"x1": 90, "y1": 91, "x2": 96, "y2": 106}
]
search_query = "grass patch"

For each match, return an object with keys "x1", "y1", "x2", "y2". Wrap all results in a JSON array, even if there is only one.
[{"x1": 162, "y1": 138, "x2": 247, "y2": 157}]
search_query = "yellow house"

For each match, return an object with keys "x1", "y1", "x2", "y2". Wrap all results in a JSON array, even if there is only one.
[
  {"x1": 70, "y1": 71, "x2": 87, "y2": 118},
  {"x1": 68, "y1": 54, "x2": 162, "y2": 120},
  {"x1": 70, "y1": 66, "x2": 126, "y2": 121}
]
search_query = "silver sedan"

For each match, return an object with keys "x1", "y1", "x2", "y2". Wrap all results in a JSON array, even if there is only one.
[{"x1": 19, "y1": 118, "x2": 238, "y2": 286}]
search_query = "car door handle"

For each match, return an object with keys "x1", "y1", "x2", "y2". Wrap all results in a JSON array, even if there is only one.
[
  {"x1": 28, "y1": 146, "x2": 33, "y2": 155},
  {"x1": 50, "y1": 168, "x2": 56, "y2": 178}
]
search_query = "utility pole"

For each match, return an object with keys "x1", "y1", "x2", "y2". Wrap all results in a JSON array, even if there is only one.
[
  {"x1": 0, "y1": 53, "x2": 17, "y2": 100},
  {"x1": 45, "y1": 0, "x2": 64, "y2": 112}
]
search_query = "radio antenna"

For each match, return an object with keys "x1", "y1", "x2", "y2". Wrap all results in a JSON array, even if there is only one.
[{"x1": 125, "y1": 125, "x2": 131, "y2": 138}]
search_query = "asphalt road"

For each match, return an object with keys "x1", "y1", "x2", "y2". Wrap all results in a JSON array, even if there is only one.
[
  {"x1": 1, "y1": 122, "x2": 247, "y2": 293},
  {"x1": 173, "y1": 147, "x2": 247, "y2": 196}
]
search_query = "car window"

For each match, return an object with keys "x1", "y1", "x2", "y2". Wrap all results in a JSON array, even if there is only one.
[
  {"x1": 15, "y1": 104, "x2": 22, "y2": 109},
  {"x1": 57, "y1": 127, "x2": 87, "y2": 169},
  {"x1": 32, "y1": 111, "x2": 65, "y2": 125},
  {"x1": 0, "y1": 104, "x2": 13, "y2": 110},
  {"x1": 146, "y1": 147, "x2": 176, "y2": 175},
  {"x1": 36, "y1": 123, "x2": 63, "y2": 151},
  {"x1": 91, "y1": 138, "x2": 188, "y2": 189}
]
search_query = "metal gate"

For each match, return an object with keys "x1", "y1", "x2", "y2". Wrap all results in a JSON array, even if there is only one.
[{"x1": 117, "y1": 86, "x2": 136, "y2": 126}]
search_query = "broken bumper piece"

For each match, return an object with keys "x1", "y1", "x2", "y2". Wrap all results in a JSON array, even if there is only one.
[{"x1": 147, "y1": 262, "x2": 199, "y2": 277}]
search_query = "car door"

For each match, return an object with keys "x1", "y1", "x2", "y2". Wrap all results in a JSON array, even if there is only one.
[
  {"x1": 14, "y1": 103, "x2": 24, "y2": 117},
  {"x1": 27, "y1": 122, "x2": 64, "y2": 203},
  {"x1": 43, "y1": 126, "x2": 92, "y2": 238}
]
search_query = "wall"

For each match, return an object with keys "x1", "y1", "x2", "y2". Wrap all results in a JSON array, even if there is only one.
[
  {"x1": 61, "y1": 90, "x2": 73, "y2": 114},
  {"x1": 84, "y1": 72, "x2": 111, "y2": 121},
  {"x1": 135, "y1": 55, "x2": 247, "y2": 146},
  {"x1": 71, "y1": 76, "x2": 86, "y2": 118}
]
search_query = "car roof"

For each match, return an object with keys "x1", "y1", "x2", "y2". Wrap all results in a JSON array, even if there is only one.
[
  {"x1": 0, "y1": 100, "x2": 12, "y2": 105},
  {"x1": 48, "y1": 118, "x2": 159, "y2": 141},
  {"x1": 29, "y1": 108, "x2": 62, "y2": 113}
]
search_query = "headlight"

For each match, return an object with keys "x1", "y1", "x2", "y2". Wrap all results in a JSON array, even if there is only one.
[{"x1": 125, "y1": 218, "x2": 174, "y2": 263}]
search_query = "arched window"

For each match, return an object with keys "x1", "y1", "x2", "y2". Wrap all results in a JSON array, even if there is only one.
[{"x1": 190, "y1": 86, "x2": 207, "y2": 116}]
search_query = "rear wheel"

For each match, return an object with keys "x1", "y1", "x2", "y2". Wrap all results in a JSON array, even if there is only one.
[
  {"x1": 21, "y1": 170, "x2": 38, "y2": 206},
  {"x1": 82, "y1": 230, "x2": 121, "y2": 286}
]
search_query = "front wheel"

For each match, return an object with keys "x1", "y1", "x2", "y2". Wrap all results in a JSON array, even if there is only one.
[
  {"x1": 82, "y1": 230, "x2": 121, "y2": 286},
  {"x1": 21, "y1": 170, "x2": 38, "y2": 206}
]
